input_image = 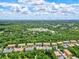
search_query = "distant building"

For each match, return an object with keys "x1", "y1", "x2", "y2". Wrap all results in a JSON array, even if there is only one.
[
  {"x1": 3, "y1": 48, "x2": 13, "y2": 53},
  {"x1": 35, "y1": 43, "x2": 43, "y2": 50},
  {"x1": 18, "y1": 43, "x2": 26, "y2": 48},
  {"x1": 64, "y1": 49, "x2": 72, "y2": 56},
  {"x1": 25, "y1": 47, "x2": 34, "y2": 51},
  {"x1": 35, "y1": 43, "x2": 42, "y2": 47},
  {"x1": 75, "y1": 43, "x2": 79, "y2": 46},
  {"x1": 43, "y1": 43, "x2": 52, "y2": 50},
  {"x1": 14, "y1": 48, "x2": 24, "y2": 52},
  {"x1": 70, "y1": 40, "x2": 77, "y2": 44},
  {"x1": 63, "y1": 41, "x2": 70, "y2": 45},
  {"x1": 58, "y1": 55, "x2": 65, "y2": 59},
  {"x1": 3, "y1": 44, "x2": 16, "y2": 53},
  {"x1": 54, "y1": 51, "x2": 61, "y2": 57},
  {"x1": 43, "y1": 43, "x2": 50, "y2": 47},
  {"x1": 52, "y1": 43, "x2": 57, "y2": 49},
  {"x1": 25, "y1": 43, "x2": 34, "y2": 51},
  {"x1": 63, "y1": 44, "x2": 68, "y2": 48},
  {"x1": 7, "y1": 44, "x2": 16, "y2": 48},
  {"x1": 27, "y1": 43, "x2": 34, "y2": 47},
  {"x1": 72, "y1": 56, "x2": 78, "y2": 59},
  {"x1": 68, "y1": 44, "x2": 75, "y2": 47},
  {"x1": 35, "y1": 43, "x2": 52, "y2": 50},
  {"x1": 52, "y1": 43, "x2": 57, "y2": 46},
  {"x1": 57, "y1": 41, "x2": 63, "y2": 46}
]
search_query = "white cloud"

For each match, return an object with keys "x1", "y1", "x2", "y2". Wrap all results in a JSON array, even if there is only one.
[
  {"x1": 0, "y1": 0, "x2": 79, "y2": 19},
  {"x1": 0, "y1": 2, "x2": 19, "y2": 7}
]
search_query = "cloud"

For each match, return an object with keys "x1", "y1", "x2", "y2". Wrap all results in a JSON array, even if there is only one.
[{"x1": 0, "y1": 0, "x2": 79, "y2": 19}]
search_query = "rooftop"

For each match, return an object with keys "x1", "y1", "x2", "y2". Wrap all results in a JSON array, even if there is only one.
[
  {"x1": 54, "y1": 51, "x2": 61, "y2": 57},
  {"x1": 57, "y1": 42, "x2": 63, "y2": 44},
  {"x1": 14, "y1": 48, "x2": 24, "y2": 52},
  {"x1": 7, "y1": 44, "x2": 16, "y2": 48},
  {"x1": 27, "y1": 43, "x2": 34, "y2": 46},
  {"x1": 64, "y1": 49, "x2": 72, "y2": 56},
  {"x1": 70, "y1": 40, "x2": 77, "y2": 43},
  {"x1": 35, "y1": 43, "x2": 42, "y2": 46},
  {"x1": 43, "y1": 43, "x2": 50, "y2": 46},
  {"x1": 52, "y1": 43, "x2": 57, "y2": 45},
  {"x1": 18, "y1": 43, "x2": 26, "y2": 47}
]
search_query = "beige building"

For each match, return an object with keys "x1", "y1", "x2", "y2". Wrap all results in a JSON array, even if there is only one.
[
  {"x1": 35, "y1": 43, "x2": 43, "y2": 50},
  {"x1": 64, "y1": 49, "x2": 72, "y2": 56},
  {"x1": 72, "y1": 56, "x2": 78, "y2": 59},
  {"x1": 7, "y1": 44, "x2": 16, "y2": 48},
  {"x1": 35, "y1": 43, "x2": 42, "y2": 47},
  {"x1": 27, "y1": 43, "x2": 34, "y2": 47},
  {"x1": 14, "y1": 48, "x2": 24, "y2": 52},
  {"x1": 25, "y1": 43, "x2": 34, "y2": 51},
  {"x1": 70, "y1": 40, "x2": 77, "y2": 44},
  {"x1": 54, "y1": 51, "x2": 61, "y2": 57},
  {"x1": 18, "y1": 43, "x2": 26, "y2": 48},
  {"x1": 68, "y1": 44, "x2": 75, "y2": 47},
  {"x1": 75, "y1": 43, "x2": 79, "y2": 46},
  {"x1": 52, "y1": 43, "x2": 57, "y2": 46},
  {"x1": 43, "y1": 43, "x2": 51, "y2": 47},
  {"x1": 35, "y1": 43, "x2": 52, "y2": 50},
  {"x1": 57, "y1": 41, "x2": 63, "y2": 45}
]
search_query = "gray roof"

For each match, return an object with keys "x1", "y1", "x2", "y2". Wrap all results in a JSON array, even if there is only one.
[
  {"x1": 25, "y1": 47, "x2": 34, "y2": 51},
  {"x1": 58, "y1": 56, "x2": 64, "y2": 59},
  {"x1": 36, "y1": 46, "x2": 52, "y2": 50},
  {"x1": 3, "y1": 48, "x2": 13, "y2": 53}
]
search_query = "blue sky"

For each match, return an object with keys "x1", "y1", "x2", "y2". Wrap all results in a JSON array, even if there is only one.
[
  {"x1": 0, "y1": 0, "x2": 79, "y2": 4},
  {"x1": 0, "y1": 0, "x2": 17, "y2": 3},
  {"x1": 47, "y1": 0, "x2": 79, "y2": 4},
  {"x1": 0, "y1": 0, "x2": 79, "y2": 20}
]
